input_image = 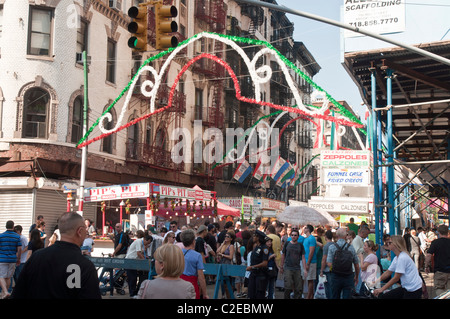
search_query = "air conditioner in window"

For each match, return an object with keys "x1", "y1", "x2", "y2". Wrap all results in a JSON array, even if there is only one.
[
  {"x1": 76, "y1": 52, "x2": 83, "y2": 64},
  {"x1": 109, "y1": 0, "x2": 121, "y2": 11}
]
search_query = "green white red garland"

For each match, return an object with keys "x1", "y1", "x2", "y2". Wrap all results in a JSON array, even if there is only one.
[{"x1": 77, "y1": 32, "x2": 364, "y2": 149}]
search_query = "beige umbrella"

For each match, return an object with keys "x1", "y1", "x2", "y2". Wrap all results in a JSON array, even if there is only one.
[{"x1": 277, "y1": 205, "x2": 338, "y2": 227}]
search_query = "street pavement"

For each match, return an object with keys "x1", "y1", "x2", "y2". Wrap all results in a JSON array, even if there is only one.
[
  {"x1": 102, "y1": 271, "x2": 437, "y2": 300},
  {"x1": 94, "y1": 240, "x2": 439, "y2": 300}
]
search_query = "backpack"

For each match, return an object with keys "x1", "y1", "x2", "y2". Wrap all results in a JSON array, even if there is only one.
[
  {"x1": 332, "y1": 242, "x2": 354, "y2": 275},
  {"x1": 120, "y1": 231, "x2": 132, "y2": 251}
]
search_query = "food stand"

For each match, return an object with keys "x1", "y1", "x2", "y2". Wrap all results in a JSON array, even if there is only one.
[{"x1": 70, "y1": 182, "x2": 239, "y2": 236}]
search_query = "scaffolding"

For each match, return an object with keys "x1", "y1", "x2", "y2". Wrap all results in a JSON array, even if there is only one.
[{"x1": 344, "y1": 41, "x2": 450, "y2": 244}]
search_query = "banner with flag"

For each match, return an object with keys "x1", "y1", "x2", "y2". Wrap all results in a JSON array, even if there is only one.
[
  {"x1": 279, "y1": 163, "x2": 296, "y2": 185},
  {"x1": 276, "y1": 162, "x2": 294, "y2": 187},
  {"x1": 233, "y1": 160, "x2": 253, "y2": 183},
  {"x1": 271, "y1": 157, "x2": 289, "y2": 182},
  {"x1": 252, "y1": 158, "x2": 265, "y2": 182}
]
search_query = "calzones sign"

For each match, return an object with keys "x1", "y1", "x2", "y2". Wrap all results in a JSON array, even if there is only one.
[{"x1": 309, "y1": 199, "x2": 368, "y2": 214}]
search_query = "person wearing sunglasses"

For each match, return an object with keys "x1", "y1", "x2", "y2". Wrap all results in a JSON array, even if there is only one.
[
  {"x1": 164, "y1": 221, "x2": 181, "y2": 242},
  {"x1": 373, "y1": 235, "x2": 423, "y2": 299},
  {"x1": 280, "y1": 229, "x2": 307, "y2": 299}
]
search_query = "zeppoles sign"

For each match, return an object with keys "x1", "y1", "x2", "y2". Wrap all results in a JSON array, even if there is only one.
[
  {"x1": 320, "y1": 150, "x2": 371, "y2": 169},
  {"x1": 309, "y1": 200, "x2": 368, "y2": 214}
]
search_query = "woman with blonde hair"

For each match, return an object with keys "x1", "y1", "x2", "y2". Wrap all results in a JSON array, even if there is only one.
[
  {"x1": 373, "y1": 235, "x2": 423, "y2": 299},
  {"x1": 138, "y1": 244, "x2": 195, "y2": 299}
]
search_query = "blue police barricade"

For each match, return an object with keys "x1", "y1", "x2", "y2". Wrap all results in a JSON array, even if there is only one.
[
  {"x1": 203, "y1": 263, "x2": 247, "y2": 299},
  {"x1": 88, "y1": 257, "x2": 246, "y2": 299},
  {"x1": 87, "y1": 257, "x2": 151, "y2": 296}
]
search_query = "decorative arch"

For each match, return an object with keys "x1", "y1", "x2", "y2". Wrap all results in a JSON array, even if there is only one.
[{"x1": 14, "y1": 77, "x2": 59, "y2": 141}]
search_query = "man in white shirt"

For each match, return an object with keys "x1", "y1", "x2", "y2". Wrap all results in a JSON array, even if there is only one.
[
  {"x1": 13, "y1": 225, "x2": 28, "y2": 286},
  {"x1": 125, "y1": 231, "x2": 153, "y2": 298},
  {"x1": 352, "y1": 225, "x2": 369, "y2": 293}
]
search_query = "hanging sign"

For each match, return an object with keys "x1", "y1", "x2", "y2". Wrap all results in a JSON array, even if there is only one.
[
  {"x1": 343, "y1": 0, "x2": 406, "y2": 38},
  {"x1": 321, "y1": 150, "x2": 371, "y2": 169},
  {"x1": 324, "y1": 169, "x2": 370, "y2": 185},
  {"x1": 156, "y1": 184, "x2": 214, "y2": 201},
  {"x1": 309, "y1": 199, "x2": 369, "y2": 214},
  {"x1": 84, "y1": 183, "x2": 150, "y2": 202}
]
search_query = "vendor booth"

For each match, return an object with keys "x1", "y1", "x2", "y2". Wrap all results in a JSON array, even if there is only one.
[
  {"x1": 72, "y1": 183, "x2": 239, "y2": 236},
  {"x1": 218, "y1": 196, "x2": 286, "y2": 223}
]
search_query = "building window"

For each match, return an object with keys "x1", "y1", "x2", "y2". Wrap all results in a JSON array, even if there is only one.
[
  {"x1": 127, "y1": 122, "x2": 139, "y2": 159},
  {"x1": 0, "y1": 5, "x2": 3, "y2": 42},
  {"x1": 71, "y1": 96, "x2": 83, "y2": 143},
  {"x1": 145, "y1": 120, "x2": 152, "y2": 145},
  {"x1": 106, "y1": 39, "x2": 116, "y2": 83},
  {"x1": 101, "y1": 106, "x2": 116, "y2": 154},
  {"x1": 102, "y1": 120, "x2": 113, "y2": 154},
  {"x1": 23, "y1": 88, "x2": 49, "y2": 138},
  {"x1": 76, "y1": 20, "x2": 88, "y2": 63},
  {"x1": 194, "y1": 88, "x2": 203, "y2": 120},
  {"x1": 28, "y1": 7, "x2": 53, "y2": 56}
]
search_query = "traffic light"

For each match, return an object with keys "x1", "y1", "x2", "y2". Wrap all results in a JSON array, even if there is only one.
[
  {"x1": 128, "y1": 5, "x2": 148, "y2": 51},
  {"x1": 155, "y1": 2, "x2": 178, "y2": 50}
]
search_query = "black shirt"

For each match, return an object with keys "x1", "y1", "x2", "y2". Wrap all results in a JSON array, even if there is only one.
[
  {"x1": 428, "y1": 237, "x2": 450, "y2": 273},
  {"x1": 114, "y1": 231, "x2": 128, "y2": 255},
  {"x1": 205, "y1": 233, "x2": 217, "y2": 253},
  {"x1": 250, "y1": 244, "x2": 269, "y2": 268},
  {"x1": 195, "y1": 236, "x2": 206, "y2": 256},
  {"x1": 12, "y1": 241, "x2": 101, "y2": 299}
]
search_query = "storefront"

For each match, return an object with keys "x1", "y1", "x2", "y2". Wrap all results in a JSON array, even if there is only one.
[{"x1": 0, "y1": 177, "x2": 96, "y2": 240}]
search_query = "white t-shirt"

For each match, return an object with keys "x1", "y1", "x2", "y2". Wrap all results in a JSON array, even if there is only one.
[
  {"x1": 388, "y1": 251, "x2": 422, "y2": 292},
  {"x1": 81, "y1": 237, "x2": 94, "y2": 253},
  {"x1": 19, "y1": 234, "x2": 29, "y2": 263},
  {"x1": 351, "y1": 235, "x2": 366, "y2": 261},
  {"x1": 126, "y1": 238, "x2": 144, "y2": 259},
  {"x1": 418, "y1": 232, "x2": 427, "y2": 251}
]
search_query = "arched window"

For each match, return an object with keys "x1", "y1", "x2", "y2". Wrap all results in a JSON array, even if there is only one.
[
  {"x1": 23, "y1": 88, "x2": 49, "y2": 138},
  {"x1": 102, "y1": 120, "x2": 114, "y2": 154},
  {"x1": 127, "y1": 122, "x2": 140, "y2": 159},
  {"x1": 71, "y1": 96, "x2": 83, "y2": 143},
  {"x1": 155, "y1": 127, "x2": 166, "y2": 150},
  {"x1": 101, "y1": 105, "x2": 116, "y2": 154}
]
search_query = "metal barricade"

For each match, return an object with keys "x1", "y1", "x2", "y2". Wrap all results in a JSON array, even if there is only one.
[{"x1": 87, "y1": 257, "x2": 247, "y2": 299}]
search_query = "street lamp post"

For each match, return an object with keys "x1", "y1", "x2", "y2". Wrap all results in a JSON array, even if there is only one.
[
  {"x1": 120, "y1": 200, "x2": 125, "y2": 225},
  {"x1": 78, "y1": 51, "x2": 90, "y2": 215}
]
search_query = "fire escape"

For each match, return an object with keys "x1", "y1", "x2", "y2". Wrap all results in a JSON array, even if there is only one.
[
  {"x1": 126, "y1": 0, "x2": 186, "y2": 184},
  {"x1": 193, "y1": 0, "x2": 226, "y2": 187}
]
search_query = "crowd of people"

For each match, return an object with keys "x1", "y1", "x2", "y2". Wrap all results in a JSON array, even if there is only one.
[
  {"x1": 0, "y1": 212, "x2": 448, "y2": 300},
  {"x1": 104, "y1": 217, "x2": 450, "y2": 300}
]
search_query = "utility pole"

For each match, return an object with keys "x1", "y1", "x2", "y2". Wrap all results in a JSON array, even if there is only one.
[{"x1": 78, "y1": 51, "x2": 89, "y2": 215}]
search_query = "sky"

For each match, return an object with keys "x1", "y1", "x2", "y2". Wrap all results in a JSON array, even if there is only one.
[{"x1": 275, "y1": 0, "x2": 368, "y2": 120}]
